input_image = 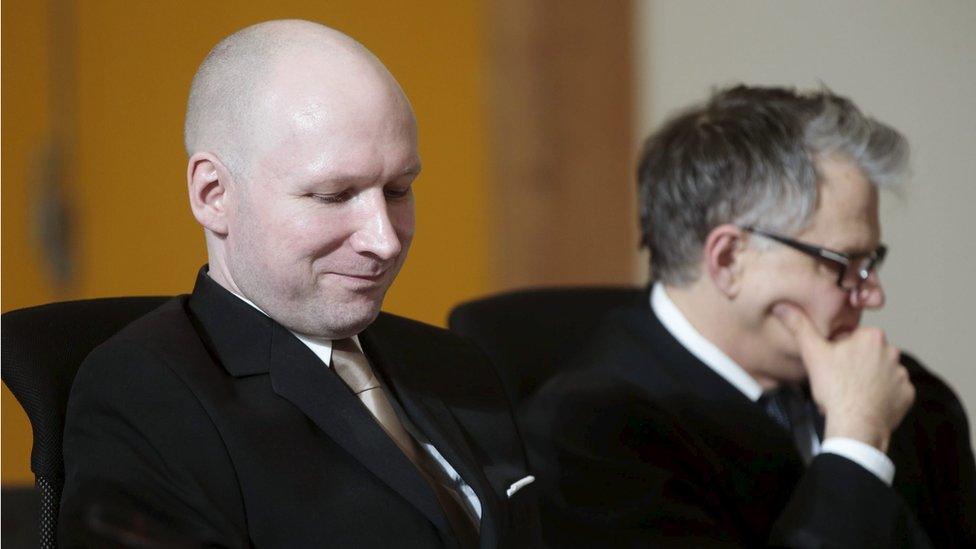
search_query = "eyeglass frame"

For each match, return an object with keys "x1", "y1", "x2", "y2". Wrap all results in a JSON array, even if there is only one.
[{"x1": 740, "y1": 226, "x2": 887, "y2": 291}]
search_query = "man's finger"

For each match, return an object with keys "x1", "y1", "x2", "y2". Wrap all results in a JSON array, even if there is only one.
[{"x1": 772, "y1": 303, "x2": 826, "y2": 353}]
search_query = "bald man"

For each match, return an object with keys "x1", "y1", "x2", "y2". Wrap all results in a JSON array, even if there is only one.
[{"x1": 59, "y1": 20, "x2": 538, "y2": 548}]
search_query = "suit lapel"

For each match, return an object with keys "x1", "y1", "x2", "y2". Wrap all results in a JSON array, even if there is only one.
[
  {"x1": 188, "y1": 271, "x2": 481, "y2": 547},
  {"x1": 361, "y1": 328, "x2": 504, "y2": 549},
  {"x1": 265, "y1": 322, "x2": 458, "y2": 545},
  {"x1": 621, "y1": 305, "x2": 804, "y2": 467},
  {"x1": 609, "y1": 306, "x2": 806, "y2": 535}
]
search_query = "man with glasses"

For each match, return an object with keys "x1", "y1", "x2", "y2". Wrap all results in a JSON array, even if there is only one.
[{"x1": 524, "y1": 85, "x2": 975, "y2": 547}]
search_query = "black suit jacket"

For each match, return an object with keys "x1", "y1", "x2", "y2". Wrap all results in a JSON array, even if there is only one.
[
  {"x1": 60, "y1": 271, "x2": 539, "y2": 548},
  {"x1": 523, "y1": 299, "x2": 976, "y2": 548}
]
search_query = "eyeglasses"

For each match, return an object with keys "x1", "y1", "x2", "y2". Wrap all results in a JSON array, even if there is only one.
[{"x1": 741, "y1": 226, "x2": 887, "y2": 291}]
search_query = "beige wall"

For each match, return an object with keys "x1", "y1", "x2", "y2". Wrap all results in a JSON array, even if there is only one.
[{"x1": 636, "y1": 0, "x2": 976, "y2": 439}]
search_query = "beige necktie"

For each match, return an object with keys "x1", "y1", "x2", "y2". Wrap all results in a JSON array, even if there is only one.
[{"x1": 331, "y1": 338, "x2": 480, "y2": 548}]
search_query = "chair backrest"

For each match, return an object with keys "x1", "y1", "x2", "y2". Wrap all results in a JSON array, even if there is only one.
[
  {"x1": 1, "y1": 296, "x2": 170, "y2": 549},
  {"x1": 448, "y1": 286, "x2": 645, "y2": 410}
]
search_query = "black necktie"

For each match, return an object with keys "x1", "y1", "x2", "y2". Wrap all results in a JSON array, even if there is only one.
[
  {"x1": 761, "y1": 387, "x2": 825, "y2": 463},
  {"x1": 798, "y1": 384, "x2": 825, "y2": 441},
  {"x1": 759, "y1": 388, "x2": 794, "y2": 433}
]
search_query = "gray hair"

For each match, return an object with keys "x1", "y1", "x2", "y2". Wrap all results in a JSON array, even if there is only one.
[{"x1": 637, "y1": 85, "x2": 909, "y2": 285}]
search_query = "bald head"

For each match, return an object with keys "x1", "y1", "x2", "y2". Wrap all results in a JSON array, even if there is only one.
[
  {"x1": 185, "y1": 20, "x2": 419, "y2": 338},
  {"x1": 184, "y1": 19, "x2": 410, "y2": 179}
]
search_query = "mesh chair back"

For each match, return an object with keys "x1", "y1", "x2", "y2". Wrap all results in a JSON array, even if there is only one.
[
  {"x1": 1, "y1": 296, "x2": 170, "y2": 549},
  {"x1": 448, "y1": 287, "x2": 644, "y2": 409}
]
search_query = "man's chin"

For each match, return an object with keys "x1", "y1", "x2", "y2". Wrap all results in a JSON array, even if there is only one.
[
  {"x1": 325, "y1": 296, "x2": 385, "y2": 337},
  {"x1": 281, "y1": 295, "x2": 384, "y2": 339}
]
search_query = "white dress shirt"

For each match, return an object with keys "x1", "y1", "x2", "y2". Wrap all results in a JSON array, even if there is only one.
[
  {"x1": 229, "y1": 290, "x2": 483, "y2": 519},
  {"x1": 651, "y1": 283, "x2": 895, "y2": 485}
]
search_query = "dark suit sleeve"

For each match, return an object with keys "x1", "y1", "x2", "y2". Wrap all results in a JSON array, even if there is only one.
[
  {"x1": 893, "y1": 355, "x2": 976, "y2": 548},
  {"x1": 60, "y1": 340, "x2": 248, "y2": 548},
  {"x1": 922, "y1": 387, "x2": 976, "y2": 548},
  {"x1": 526, "y1": 382, "x2": 744, "y2": 548},
  {"x1": 525, "y1": 377, "x2": 932, "y2": 549},
  {"x1": 771, "y1": 453, "x2": 931, "y2": 548}
]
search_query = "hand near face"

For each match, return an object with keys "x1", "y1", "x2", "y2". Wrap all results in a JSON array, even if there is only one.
[{"x1": 773, "y1": 303, "x2": 914, "y2": 453}]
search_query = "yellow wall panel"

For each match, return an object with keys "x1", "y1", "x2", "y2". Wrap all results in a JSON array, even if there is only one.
[
  {"x1": 1, "y1": 0, "x2": 57, "y2": 308},
  {"x1": 2, "y1": 0, "x2": 58, "y2": 486}
]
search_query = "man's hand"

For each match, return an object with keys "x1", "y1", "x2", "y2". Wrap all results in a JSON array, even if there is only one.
[{"x1": 773, "y1": 303, "x2": 914, "y2": 453}]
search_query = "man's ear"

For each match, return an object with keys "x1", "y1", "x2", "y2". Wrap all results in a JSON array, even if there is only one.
[
  {"x1": 703, "y1": 224, "x2": 748, "y2": 298},
  {"x1": 187, "y1": 152, "x2": 234, "y2": 235}
]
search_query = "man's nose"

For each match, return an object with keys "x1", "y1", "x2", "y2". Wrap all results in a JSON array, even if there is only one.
[
  {"x1": 349, "y1": 193, "x2": 401, "y2": 261},
  {"x1": 851, "y1": 270, "x2": 885, "y2": 309}
]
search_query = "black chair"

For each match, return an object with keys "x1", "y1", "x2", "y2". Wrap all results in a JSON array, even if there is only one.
[
  {"x1": 448, "y1": 286, "x2": 645, "y2": 412},
  {"x1": 1, "y1": 296, "x2": 170, "y2": 549}
]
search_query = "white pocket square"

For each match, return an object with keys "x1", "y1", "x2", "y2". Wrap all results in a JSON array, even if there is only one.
[{"x1": 506, "y1": 475, "x2": 535, "y2": 498}]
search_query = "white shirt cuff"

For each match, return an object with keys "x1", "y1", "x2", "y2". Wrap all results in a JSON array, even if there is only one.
[{"x1": 820, "y1": 437, "x2": 895, "y2": 486}]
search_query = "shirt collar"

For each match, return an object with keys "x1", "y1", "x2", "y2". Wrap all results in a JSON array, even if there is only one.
[
  {"x1": 650, "y1": 282, "x2": 764, "y2": 401},
  {"x1": 223, "y1": 282, "x2": 360, "y2": 368}
]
